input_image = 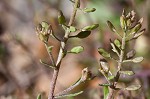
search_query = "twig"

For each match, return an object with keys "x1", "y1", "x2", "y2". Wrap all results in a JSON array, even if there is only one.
[
  {"x1": 55, "y1": 78, "x2": 82, "y2": 97},
  {"x1": 48, "y1": 0, "x2": 79, "y2": 99},
  {"x1": 106, "y1": 32, "x2": 126, "y2": 99}
]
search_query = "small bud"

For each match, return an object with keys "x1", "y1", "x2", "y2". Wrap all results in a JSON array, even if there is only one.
[
  {"x1": 83, "y1": 8, "x2": 96, "y2": 13},
  {"x1": 81, "y1": 68, "x2": 92, "y2": 81},
  {"x1": 36, "y1": 21, "x2": 52, "y2": 43},
  {"x1": 126, "y1": 12, "x2": 131, "y2": 19},
  {"x1": 120, "y1": 16, "x2": 126, "y2": 30},
  {"x1": 58, "y1": 10, "x2": 66, "y2": 24},
  {"x1": 122, "y1": 9, "x2": 126, "y2": 16},
  {"x1": 131, "y1": 10, "x2": 136, "y2": 17},
  {"x1": 126, "y1": 19, "x2": 132, "y2": 27},
  {"x1": 138, "y1": 18, "x2": 144, "y2": 24},
  {"x1": 99, "y1": 59, "x2": 109, "y2": 73}
]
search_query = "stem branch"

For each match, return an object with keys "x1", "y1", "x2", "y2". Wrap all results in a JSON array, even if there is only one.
[
  {"x1": 48, "y1": 1, "x2": 79, "y2": 99},
  {"x1": 106, "y1": 32, "x2": 126, "y2": 99}
]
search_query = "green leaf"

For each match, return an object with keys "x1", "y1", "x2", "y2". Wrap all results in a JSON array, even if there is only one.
[
  {"x1": 55, "y1": 91, "x2": 83, "y2": 98},
  {"x1": 133, "y1": 29, "x2": 145, "y2": 39},
  {"x1": 103, "y1": 86, "x2": 109, "y2": 99},
  {"x1": 108, "y1": 75, "x2": 115, "y2": 81},
  {"x1": 83, "y1": 8, "x2": 96, "y2": 13},
  {"x1": 130, "y1": 23, "x2": 141, "y2": 34},
  {"x1": 114, "y1": 39, "x2": 121, "y2": 48},
  {"x1": 132, "y1": 57, "x2": 144, "y2": 63},
  {"x1": 99, "y1": 83, "x2": 111, "y2": 86},
  {"x1": 98, "y1": 48, "x2": 110, "y2": 58},
  {"x1": 126, "y1": 49, "x2": 136, "y2": 59},
  {"x1": 70, "y1": 46, "x2": 84, "y2": 54},
  {"x1": 37, "y1": 94, "x2": 41, "y2": 99},
  {"x1": 58, "y1": 10, "x2": 66, "y2": 24},
  {"x1": 82, "y1": 24, "x2": 99, "y2": 31},
  {"x1": 76, "y1": 31, "x2": 91, "y2": 38},
  {"x1": 107, "y1": 21, "x2": 116, "y2": 33},
  {"x1": 120, "y1": 71, "x2": 135, "y2": 76},
  {"x1": 125, "y1": 84, "x2": 141, "y2": 91},
  {"x1": 69, "y1": 26, "x2": 77, "y2": 32}
]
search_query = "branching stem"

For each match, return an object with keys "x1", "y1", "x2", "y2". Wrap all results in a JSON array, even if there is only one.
[
  {"x1": 107, "y1": 32, "x2": 126, "y2": 99},
  {"x1": 48, "y1": 0, "x2": 79, "y2": 99}
]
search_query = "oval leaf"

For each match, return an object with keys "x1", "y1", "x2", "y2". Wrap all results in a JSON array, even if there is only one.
[
  {"x1": 83, "y1": 8, "x2": 96, "y2": 13},
  {"x1": 126, "y1": 49, "x2": 136, "y2": 59},
  {"x1": 114, "y1": 39, "x2": 121, "y2": 48},
  {"x1": 120, "y1": 71, "x2": 134, "y2": 76},
  {"x1": 125, "y1": 84, "x2": 141, "y2": 91},
  {"x1": 108, "y1": 75, "x2": 115, "y2": 81},
  {"x1": 58, "y1": 10, "x2": 66, "y2": 24},
  {"x1": 69, "y1": 26, "x2": 76, "y2": 32},
  {"x1": 70, "y1": 46, "x2": 84, "y2": 54},
  {"x1": 107, "y1": 21, "x2": 116, "y2": 33},
  {"x1": 37, "y1": 94, "x2": 42, "y2": 99},
  {"x1": 82, "y1": 24, "x2": 99, "y2": 31},
  {"x1": 98, "y1": 48, "x2": 110, "y2": 58},
  {"x1": 132, "y1": 57, "x2": 144, "y2": 63},
  {"x1": 76, "y1": 31, "x2": 91, "y2": 38},
  {"x1": 131, "y1": 23, "x2": 141, "y2": 34}
]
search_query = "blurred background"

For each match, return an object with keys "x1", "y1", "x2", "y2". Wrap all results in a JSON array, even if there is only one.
[{"x1": 0, "y1": 0, "x2": 150, "y2": 99}]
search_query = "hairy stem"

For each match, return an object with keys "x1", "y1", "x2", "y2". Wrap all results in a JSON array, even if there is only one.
[
  {"x1": 48, "y1": 0, "x2": 79, "y2": 99},
  {"x1": 107, "y1": 32, "x2": 126, "y2": 99}
]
